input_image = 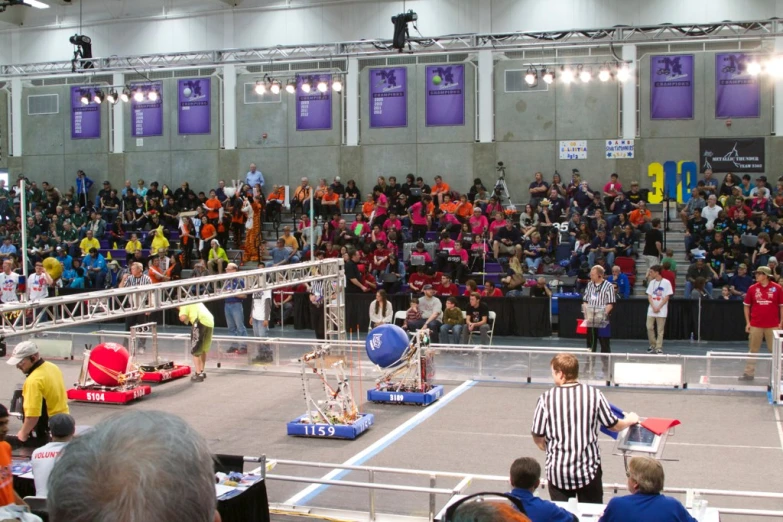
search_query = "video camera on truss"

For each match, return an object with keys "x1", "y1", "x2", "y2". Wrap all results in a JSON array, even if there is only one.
[
  {"x1": 287, "y1": 343, "x2": 374, "y2": 440},
  {"x1": 493, "y1": 161, "x2": 516, "y2": 213},
  {"x1": 366, "y1": 325, "x2": 444, "y2": 406}
]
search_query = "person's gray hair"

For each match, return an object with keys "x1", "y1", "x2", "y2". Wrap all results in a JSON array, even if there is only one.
[{"x1": 48, "y1": 410, "x2": 217, "y2": 522}]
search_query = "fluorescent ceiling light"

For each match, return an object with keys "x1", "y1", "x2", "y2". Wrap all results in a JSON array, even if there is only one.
[{"x1": 21, "y1": 0, "x2": 50, "y2": 9}]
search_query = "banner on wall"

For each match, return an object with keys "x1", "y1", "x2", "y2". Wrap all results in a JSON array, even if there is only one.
[
  {"x1": 178, "y1": 78, "x2": 211, "y2": 135},
  {"x1": 425, "y1": 64, "x2": 465, "y2": 127},
  {"x1": 559, "y1": 140, "x2": 587, "y2": 160},
  {"x1": 699, "y1": 138, "x2": 765, "y2": 173},
  {"x1": 605, "y1": 139, "x2": 635, "y2": 159},
  {"x1": 715, "y1": 53, "x2": 761, "y2": 119},
  {"x1": 369, "y1": 67, "x2": 407, "y2": 128},
  {"x1": 296, "y1": 74, "x2": 332, "y2": 131},
  {"x1": 70, "y1": 86, "x2": 101, "y2": 140},
  {"x1": 650, "y1": 54, "x2": 694, "y2": 120},
  {"x1": 130, "y1": 81, "x2": 163, "y2": 137}
]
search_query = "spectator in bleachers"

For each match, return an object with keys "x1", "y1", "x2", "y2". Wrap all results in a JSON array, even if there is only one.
[
  {"x1": 690, "y1": 276, "x2": 712, "y2": 300},
  {"x1": 407, "y1": 194, "x2": 431, "y2": 241},
  {"x1": 245, "y1": 163, "x2": 264, "y2": 188},
  {"x1": 607, "y1": 265, "x2": 630, "y2": 299},
  {"x1": 706, "y1": 243, "x2": 726, "y2": 286},
  {"x1": 290, "y1": 177, "x2": 312, "y2": 215},
  {"x1": 607, "y1": 191, "x2": 632, "y2": 229},
  {"x1": 530, "y1": 277, "x2": 551, "y2": 298},
  {"x1": 75, "y1": 170, "x2": 93, "y2": 209},
  {"x1": 493, "y1": 218, "x2": 522, "y2": 261},
  {"x1": 467, "y1": 178, "x2": 487, "y2": 203},
  {"x1": 435, "y1": 273, "x2": 459, "y2": 297},
  {"x1": 729, "y1": 263, "x2": 752, "y2": 298},
  {"x1": 431, "y1": 175, "x2": 450, "y2": 207},
  {"x1": 752, "y1": 232, "x2": 773, "y2": 267},
  {"x1": 614, "y1": 225, "x2": 635, "y2": 258},
  {"x1": 587, "y1": 228, "x2": 616, "y2": 268},
  {"x1": 78, "y1": 229, "x2": 100, "y2": 257},
  {"x1": 148, "y1": 227, "x2": 170, "y2": 254},
  {"x1": 679, "y1": 188, "x2": 705, "y2": 226},
  {"x1": 104, "y1": 260, "x2": 126, "y2": 289},
  {"x1": 462, "y1": 292, "x2": 490, "y2": 345},
  {"x1": 685, "y1": 256, "x2": 712, "y2": 297},
  {"x1": 519, "y1": 204, "x2": 540, "y2": 237},
  {"x1": 528, "y1": 172, "x2": 549, "y2": 207},
  {"x1": 439, "y1": 297, "x2": 465, "y2": 345},
  {"x1": 408, "y1": 285, "x2": 442, "y2": 340},
  {"x1": 408, "y1": 266, "x2": 429, "y2": 295},
  {"x1": 482, "y1": 280, "x2": 503, "y2": 297},
  {"x1": 83, "y1": 247, "x2": 107, "y2": 288},
  {"x1": 54, "y1": 245, "x2": 72, "y2": 271},
  {"x1": 207, "y1": 239, "x2": 228, "y2": 274},
  {"x1": 369, "y1": 289, "x2": 393, "y2": 329},
  {"x1": 628, "y1": 200, "x2": 651, "y2": 232},
  {"x1": 750, "y1": 175, "x2": 770, "y2": 200},
  {"x1": 602, "y1": 173, "x2": 623, "y2": 209}
]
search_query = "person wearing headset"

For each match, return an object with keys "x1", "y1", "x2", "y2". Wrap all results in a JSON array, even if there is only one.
[{"x1": 444, "y1": 492, "x2": 530, "y2": 522}]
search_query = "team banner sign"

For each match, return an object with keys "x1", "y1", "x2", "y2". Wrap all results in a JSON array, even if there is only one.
[
  {"x1": 650, "y1": 54, "x2": 694, "y2": 120},
  {"x1": 296, "y1": 74, "x2": 332, "y2": 131},
  {"x1": 178, "y1": 78, "x2": 211, "y2": 135},
  {"x1": 130, "y1": 81, "x2": 163, "y2": 137},
  {"x1": 369, "y1": 67, "x2": 407, "y2": 128},
  {"x1": 71, "y1": 86, "x2": 101, "y2": 140},
  {"x1": 425, "y1": 64, "x2": 465, "y2": 127},
  {"x1": 715, "y1": 53, "x2": 761, "y2": 119},
  {"x1": 699, "y1": 138, "x2": 765, "y2": 173}
]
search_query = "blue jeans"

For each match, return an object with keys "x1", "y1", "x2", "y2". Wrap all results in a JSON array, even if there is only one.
[
  {"x1": 439, "y1": 323, "x2": 463, "y2": 345},
  {"x1": 251, "y1": 319, "x2": 268, "y2": 338},
  {"x1": 224, "y1": 301, "x2": 247, "y2": 342},
  {"x1": 588, "y1": 251, "x2": 615, "y2": 267},
  {"x1": 526, "y1": 257, "x2": 542, "y2": 272}
]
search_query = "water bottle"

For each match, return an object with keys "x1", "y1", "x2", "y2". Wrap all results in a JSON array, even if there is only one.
[{"x1": 690, "y1": 332, "x2": 695, "y2": 343}]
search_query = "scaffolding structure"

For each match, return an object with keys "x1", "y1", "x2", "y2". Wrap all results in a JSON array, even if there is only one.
[
  {"x1": 0, "y1": 259, "x2": 346, "y2": 340},
  {"x1": 1, "y1": 19, "x2": 782, "y2": 77}
]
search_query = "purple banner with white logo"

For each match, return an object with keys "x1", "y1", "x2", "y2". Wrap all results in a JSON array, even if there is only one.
[
  {"x1": 70, "y1": 86, "x2": 101, "y2": 140},
  {"x1": 715, "y1": 53, "x2": 760, "y2": 119},
  {"x1": 178, "y1": 78, "x2": 211, "y2": 134},
  {"x1": 369, "y1": 67, "x2": 407, "y2": 128},
  {"x1": 130, "y1": 81, "x2": 163, "y2": 137},
  {"x1": 425, "y1": 64, "x2": 465, "y2": 126},
  {"x1": 296, "y1": 74, "x2": 332, "y2": 131},
  {"x1": 650, "y1": 54, "x2": 694, "y2": 120}
]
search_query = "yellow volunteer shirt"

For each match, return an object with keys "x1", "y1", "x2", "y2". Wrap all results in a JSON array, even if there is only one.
[
  {"x1": 79, "y1": 237, "x2": 100, "y2": 255},
  {"x1": 125, "y1": 239, "x2": 142, "y2": 254},
  {"x1": 179, "y1": 303, "x2": 215, "y2": 328},
  {"x1": 23, "y1": 361, "x2": 69, "y2": 418}
]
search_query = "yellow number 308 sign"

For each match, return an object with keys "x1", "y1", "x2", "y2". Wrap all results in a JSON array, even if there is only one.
[{"x1": 647, "y1": 161, "x2": 699, "y2": 204}]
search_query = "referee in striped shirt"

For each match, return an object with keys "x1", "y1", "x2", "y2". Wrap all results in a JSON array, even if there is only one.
[
  {"x1": 532, "y1": 353, "x2": 639, "y2": 504},
  {"x1": 583, "y1": 265, "x2": 615, "y2": 374},
  {"x1": 120, "y1": 262, "x2": 153, "y2": 353}
]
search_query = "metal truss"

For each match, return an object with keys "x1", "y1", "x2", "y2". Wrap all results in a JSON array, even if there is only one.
[
  {"x1": 0, "y1": 259, "x2": 344, "y2": 337},
  {"x1": 1, "y1": 19, "x2": 782, "y2": 78}
]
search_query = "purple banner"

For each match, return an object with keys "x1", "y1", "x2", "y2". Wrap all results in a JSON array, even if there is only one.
[
  {"x1": 650, "y1": 54, "x2": 694, "y2": 120},
  {"x1": 715, "y1": 53, "x2": 760, "y2": 119},
  {"x1": 178, "y1": 78, "x2": 211, "y2": 134},
  {"x1": 369, "y1": 67, "x2": 407, "y2": 128},
  {"x1": 70, "y1": 86, "x2": 101, "y2": 140},
  {"x1": 425, "y1": 64, "x2": 465, "y2": 127},
  {"x1": 130, "y1": 81, "x2": 163, "y2": 137},
  {"x1": 296, "y1": 74, "x2": 332, "y2": 131}
]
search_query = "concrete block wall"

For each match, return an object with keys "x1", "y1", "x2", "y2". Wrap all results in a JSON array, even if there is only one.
[{"x1": 8, "y1": 52, "x2": 781, "y2": 205}]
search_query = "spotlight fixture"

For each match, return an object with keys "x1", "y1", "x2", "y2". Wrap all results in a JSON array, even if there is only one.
[
  {"x1": 746, "y1": 61, "x2": 762, "y2": 76},
  {"x1": 106, "y1": 90, "x2": 118, "y2": 104},
  {"x1": 301, "y1": 80, "x2": 311, "y2": 93},
  {"x1": 616, "y1": 65, "x2": 630, "y2": 83},
  {"x1": 254, "y1": 81, "x2": 266, "y2": 95},
  {"x1": 133, "y1": 90, "x2": 144, "y2": 102},
  {"x1": 332, "y1": 79, "x2": 343, "y2": 92},
  {"x1": 285, "y1": 80, "x2": 296, "y2": 94},
  {"x1": 560, "y1": 67, "x2": 574, "y2": 84},
  {"x1": 598, "y1": 65, "x2": 611, "y2": 82},
  {"x1": 148, "y1": 90, "x2": 159, "y2": 102},
  {"x1": 270, "y1": 80, "x2": 281, "y2": 94},
  {"x1": 120, "y1": 87, "x2": 130, "y2": 103},
  {"x1": 80, "y1": 91, "x2": 90, "y2": 105},
  {"x1": 524, "y1": 66, "x2": 537, "y2": 86},
  {"x1": 579, "y1": 66, "x2": 592, "y2": 83},
  {"x1": 542, "y1": 68, "x2": 554, "y2": 85},
  {"x1": 93, "y1": 90, "x2": 105, "y2": 104},
  {"x1": 317, "y1": 80, "x2": 328, "y2": 93}
]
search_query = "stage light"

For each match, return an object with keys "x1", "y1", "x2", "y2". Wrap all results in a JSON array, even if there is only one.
[
  {"x1": 579, "y1": 66, "x2": 592, "y2": 83},
  {"x1": 120, "y1": 87, "x2": 130, "y2": 103},
  {"x1": 270, "y1": 80, "x2": 281, "y2": 94},
  {"x1": 616, "y1": 65, "x2": 631, "y2": 83},
  {"x1": 133, "y1": 90, "x2": 144, "y2": 102},
  {"x1": 106, "y1": 90, "x2": 118, "y2": 104},
  {"x1": 560, "y1": 67, "x2": 574, "y2": 84},
  {"x1": 285, "y1": 80, "x2": 296, "y2": 94},
  {"x1": 332, "y1": 79, "x2": 342, "y2": 92},
  {"x1": 747, "y1": 61, "x2": 762, "y2": 76},
  {"x1": 255, "y1": 81, "x2": 266, "y2": 95},
  {"x1": 524, "y1": 66, "x2": 537, "y2": 86},
  {"x1": 317, "y1": 80, "x2": 328, "y2": 93},
  {"x1": 80, "y1": 92, "x2": 90, "y2": 105},
  {"x1": 93, "y1": 90, "x2": 104, "y2": 104},
  {"x1": 21, "y1": 0, "x2": 50, "y2": 9},
  {"x1": 301, "y1": 80, "x2": 311, "y2": 93},
  {"x1": 540, "y1": 68, "x2": 553, "y2": 84},
  {"x1": 148, "y1": 90, "x2": 159, "y2": 102},
  {"x1": 598, "y1": 66, "x2": 611, "y2": 82}
]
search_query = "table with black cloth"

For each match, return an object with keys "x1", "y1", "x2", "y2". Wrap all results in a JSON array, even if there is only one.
[{"x1": 557, "y1": 297, "x2": 747, "y2": 341}]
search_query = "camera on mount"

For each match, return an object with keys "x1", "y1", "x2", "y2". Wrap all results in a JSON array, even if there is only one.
[
  {"x1": 494, "y1": 162, "x2": 507, "y2": 196},
  {"x1": 391, "y1": 10, "x2": 418, "y2": 24}
]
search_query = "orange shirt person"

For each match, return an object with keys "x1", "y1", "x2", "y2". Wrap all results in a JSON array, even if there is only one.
[
  {"x1": 0, "y1": 404, "x2": 25, "y2": 507},
  {"x1": 268, "y1": 185, "x2": 285, "y2": 203},
  {"x1": 431, "y1": 176, "x2": 450, "y2": 196},
  {"x1": 362, "y1": 194, "x2": 376, "y2": 220},
  {"x1": 629, "y1": 203, "x2": 652, "y2": 228},
  {"x1": 204, "y1": 191, "x2": 223, "y2": 221},
  {"x1": 455, "y1": 196, "x2": 474, "y2": 219}
]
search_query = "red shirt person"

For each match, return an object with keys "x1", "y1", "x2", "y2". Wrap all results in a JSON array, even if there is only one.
[{"x1": 740, "y1": 266, "x2": 783, "y2": 380}]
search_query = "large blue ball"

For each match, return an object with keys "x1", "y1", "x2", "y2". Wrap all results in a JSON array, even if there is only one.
[{"x1": 365, "y1": 324, "x2": 409, "y2": 368}]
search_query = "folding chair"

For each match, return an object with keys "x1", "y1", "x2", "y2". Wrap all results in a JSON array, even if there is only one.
[{"x1": 468, "y1": 310, "x2": 496, "y2": 346}]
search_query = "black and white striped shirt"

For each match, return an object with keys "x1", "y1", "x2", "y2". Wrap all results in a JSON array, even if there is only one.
[
  {"x1": 582, "y1": 280, "x2": 616, "y2": 309},
  {"x1": 125, "y1": 274, "x2": 152, "y2": 287},
  {"x1": 531, "y1": 383, "x2": 619, "y2": 489}
]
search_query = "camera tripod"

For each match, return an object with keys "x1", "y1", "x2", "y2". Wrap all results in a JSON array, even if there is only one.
[{"x1": 493, "y1": 162, "x2": 516, "y2": 212}]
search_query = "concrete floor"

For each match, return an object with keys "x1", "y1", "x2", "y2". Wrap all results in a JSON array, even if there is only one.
[{"x1": 2, "y1": 326, "x2": 782, "y2": 521}]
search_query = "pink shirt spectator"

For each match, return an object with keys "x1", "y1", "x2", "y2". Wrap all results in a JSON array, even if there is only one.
[
  {"x1": 603, "y1": 181, "x2": 623, "y2": 195},
  {"x1": 375, "y1": 193, "x2": 389, "y2": 217},
  {"x1": 382, "y1": 218, "x2": 402, "y2": 231},
  {"x1": 372, "y1": 230, "x2": 387, "y2": 244},
  {"x1": 439, "y1": 239, "x2": 455, "y2": 250},
  {"x1": 469, "y1": 215, "x2": 488, "y2": 234},
  {"x1": 488, "y1": 219, "x2": 506, "y2": 239},
  {"x1": 441, "y1": 213, "x2": 460, "y2": 227},
  {"x1": 410, "y1": 251, "x2": 432, "y2": 263},
  {"x1": 409, "y1": 202, "x2": 429, "y2": 226},
  {"x1": 449, "y1": 247, "x2": 469, "y2": 263}
]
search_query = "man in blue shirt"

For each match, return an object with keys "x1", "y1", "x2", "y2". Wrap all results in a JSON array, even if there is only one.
[
  {"x1": 82, "y1": 248, "x2": 107, "y2": 288},
  {"x1": 245, "y1": 163, "x2": 265, "y2": 189},
  {"x1": 600, "y1": 456, "x2": 697, "y2": 522},
  {"x1": 508, "y1": 457, "x2": 576, "y2": 522},
  {"x1": 54, "y1": 246, "x2": 73, "y2": 271},
  {"x1": 223, "y1": 263, "x2": 248, "y2": 352},
  {"x1": 728, "y1": 263, "x2": 753, "y2": 299},
  {"x1": 76, "y1": 170, "x2": 94, "y2": 209},
  {"x1": 0, "y1": 236, "x2": 17, "y2": 261},
  {"x1": 588, "y1": 229, "x2": 617, "y2": 268},
  {"x1": 607, "y1": 265, "x2": 630, "y2": 299}
]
